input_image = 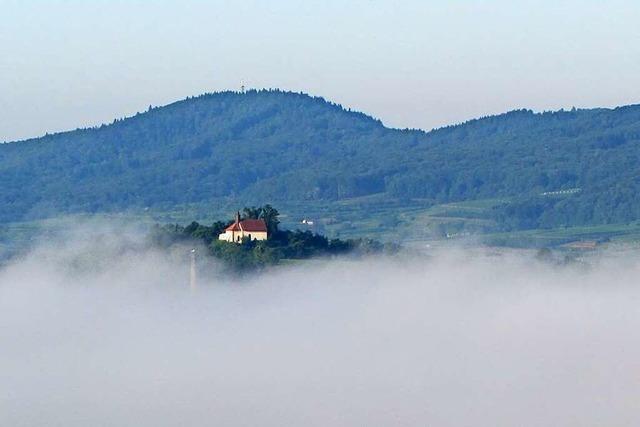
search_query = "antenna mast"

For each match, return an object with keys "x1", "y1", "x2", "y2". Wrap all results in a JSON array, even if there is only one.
[{"x1": 190, "y1": 248, "x2": 197, "y2": 292}]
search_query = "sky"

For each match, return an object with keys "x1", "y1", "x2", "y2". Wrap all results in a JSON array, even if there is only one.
[{"x1": 1, "y1": 0, "x2": 640, "y2": 142}]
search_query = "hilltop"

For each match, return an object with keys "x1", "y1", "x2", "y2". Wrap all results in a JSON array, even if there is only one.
[{"x1": 2, "y1": 89, "x2": 640, "y2": 239}]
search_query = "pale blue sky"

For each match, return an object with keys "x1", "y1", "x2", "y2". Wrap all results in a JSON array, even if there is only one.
[{"x1": 2, "y1": 0, "x2": 640, "y2": 141}]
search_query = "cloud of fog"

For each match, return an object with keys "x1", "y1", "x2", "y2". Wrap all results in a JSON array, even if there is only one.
[{"x1": 1, "y1": 227, "x2": 639, "y2": 427}]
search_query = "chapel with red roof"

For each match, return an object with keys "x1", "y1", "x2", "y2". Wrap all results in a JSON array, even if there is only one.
[{"x1": 218, "y1": 211, "x2": 268, "y2": 243}]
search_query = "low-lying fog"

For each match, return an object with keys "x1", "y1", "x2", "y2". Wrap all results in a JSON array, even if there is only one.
[{"x1": 1, "y1": 228, "x2": 639, "y2": 426}]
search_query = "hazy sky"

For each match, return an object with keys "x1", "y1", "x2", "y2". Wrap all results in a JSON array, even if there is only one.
[{"x1": 2, "y1": 0, "x2": 640, "y2": 141}]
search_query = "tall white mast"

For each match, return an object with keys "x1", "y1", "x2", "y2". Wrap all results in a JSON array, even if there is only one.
[{"x1": 190, "y1": 248, "x2": 197, "y2": 292}]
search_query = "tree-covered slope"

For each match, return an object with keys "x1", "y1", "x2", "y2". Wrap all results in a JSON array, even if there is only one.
[{"x1": 1, "y1": 89, "x2": 640, "y2": 230}]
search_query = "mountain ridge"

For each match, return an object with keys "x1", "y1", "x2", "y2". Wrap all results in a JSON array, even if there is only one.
[
  {"x1": 8, "y1": 89, "x2": 640, "y2": 145},
  {"x1": 2, "y1": 89, "x2": 640, "y2": 232},
  {"x1": 4, "y1": 90, "x2": 385, "y2": 145}
]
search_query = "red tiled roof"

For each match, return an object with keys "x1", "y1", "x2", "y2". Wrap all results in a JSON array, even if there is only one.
[
  {"x1": 225, "y1": 222, "x2": 241, "y2": 231},
  {"x1": 225, "y1": 218, "x2": 267, "y2": 232},
  {"x1": 241, "y1": 219, "x2": 268, "y2": 232}
]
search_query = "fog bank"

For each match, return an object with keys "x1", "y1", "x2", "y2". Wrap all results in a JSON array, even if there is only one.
[{"x1": 1, "y1": 232, "x2": 639, "y2": 426}]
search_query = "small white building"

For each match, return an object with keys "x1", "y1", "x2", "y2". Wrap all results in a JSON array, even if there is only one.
[{"x1": 218, "y1": 212, "x2": 268, "y2": 243}]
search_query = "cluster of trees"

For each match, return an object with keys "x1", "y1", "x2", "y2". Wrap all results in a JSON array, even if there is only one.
[
  {"x1": 149, "y1": 205, "x2": 392, "y2": 271},
  {"x1": 238, "y1": 205, "x2": 280, "y2": 235},
  {"x1": 2, "y1": 90, "x2": 640, "y2": 231}
]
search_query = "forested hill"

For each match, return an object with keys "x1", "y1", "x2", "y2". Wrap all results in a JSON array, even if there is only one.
[{"x1": 2, "y1": 89, "x2": 640, "y2": 230}]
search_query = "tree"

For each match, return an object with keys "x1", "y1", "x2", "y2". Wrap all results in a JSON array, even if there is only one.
[
  {"x1": 242, "y1": 206, "x2": 263, "y2": 220},
  {"x1": 211, "y1": 220, "x2": 231, "y2": 237},
  {"x1": 260, "y1": 204, "x2": 280, "y2": 235}
]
